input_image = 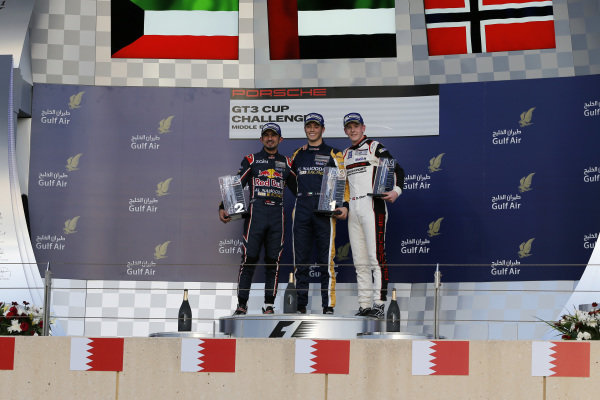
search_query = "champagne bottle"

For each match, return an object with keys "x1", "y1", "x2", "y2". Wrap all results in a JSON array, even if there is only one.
[
  {"x1": 178, "y1": 289, "x2": 192, "y2": 332},
  {"x1": 283, "y1": 272, "x2": 297, "y2": 314},
  {"x1": 386, "y1": 288, "x2": 400, "y2": 332}
]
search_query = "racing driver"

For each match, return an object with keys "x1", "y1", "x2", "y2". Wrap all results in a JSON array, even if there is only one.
[{"x1": 219, "y1": 123, "x2": 296, "y2": 315}]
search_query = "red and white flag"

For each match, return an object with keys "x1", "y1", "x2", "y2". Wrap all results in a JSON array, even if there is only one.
[
  {"x1": 412, "y1": 340, "x2": 469, "y2": 375},
  {"x1": 0, "y1": 337, "x2": 15, "y2": 370},
  {"x1": 532, "y1": 341, "x2": 590, "y2": 377},
  {"x1": 70, "y1": 338, "x2": 124, "y2": 371},
  {"x1": 181, "y1": 338, "x2": 236, "y2": 373},
  {"x1": 424, "y1": 0, "x2": 556, "y2": 55},
  {"x1": 295, "y1": 339, "x2": 350, "y2": 374}
]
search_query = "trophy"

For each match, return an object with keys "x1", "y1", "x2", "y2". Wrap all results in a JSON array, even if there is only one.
[
  {"x1": 219, "y1": 175, "x2": 248, "y2": 220},
  {"x1": 368, "y1": 158, "x2": 396, "y2": 197},
  {"x1": 315, "y1": 167, "x2": 346, "y2": 216}
]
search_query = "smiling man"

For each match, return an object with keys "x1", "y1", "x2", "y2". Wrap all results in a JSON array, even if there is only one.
[
  {"x1": 342, "y1": 112, "x2": 405, "y2": 319},
  {"x1": 219, "y1": 123, "x2": 297, "y2": 315},
  {"x1": 291, "y1": 113, "x2": 347, "y2": 315}
]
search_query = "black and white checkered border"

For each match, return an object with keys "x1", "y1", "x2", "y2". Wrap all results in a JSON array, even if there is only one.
[{"x1": 51, "y1": 279, "x2": 576, "y2": 340}]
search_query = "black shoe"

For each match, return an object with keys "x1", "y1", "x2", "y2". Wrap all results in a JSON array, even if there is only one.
[
  {"x1": 297, "y1": 306, "x2": 307, "y2": 314},
  {"x1": 262, "y1": 306, "x2": 274, "y2": 314},
  {"x1": 355, "y1": 307, "x2": 372, "y2": 316},
  {"x1": 368, "y1": 303, "x2": 385, "y2": 319},
  {"x1": 323, "y1": 307, "x2": 334, "y2": 315},
  {"x1": 233, "y1": 304, "x2": 247, "y2": 316}
]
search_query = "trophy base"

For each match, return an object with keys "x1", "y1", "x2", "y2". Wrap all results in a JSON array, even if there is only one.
[
  {"x1": 227, "y1": 212, "x2": 248, "y2": 221},
  {"x1": 367, "y1": 193, "x2": 386, "y2": 198},
  {"x1": 314, "y1": 210, "x2": 342, "y2": 216}
]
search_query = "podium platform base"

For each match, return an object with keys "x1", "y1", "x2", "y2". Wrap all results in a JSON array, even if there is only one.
[{"x1": 219, "y1": 313, "x2": 382, "y2": 339}]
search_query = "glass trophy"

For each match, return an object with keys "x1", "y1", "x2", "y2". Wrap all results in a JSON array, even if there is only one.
[
  {"x1": 219, "y1": 175, "x2": 248, "y2": 220},
  {"x1": 315, "y1": 167, "x2": 346, "y2": 216},
  {"x1": 368, "y1": 158, "x2": 395, "y2": 197}
]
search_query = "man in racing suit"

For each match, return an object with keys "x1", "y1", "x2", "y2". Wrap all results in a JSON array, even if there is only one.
[
  {"x1": 342, "y1": 113, "x2": 404, "y2": 319},
  {"x1": 219, "y1": 123, "x2": 297, "y2": 315},
  {"x1": 291, "y1": 113, "x2": 347, "y2": 314}
]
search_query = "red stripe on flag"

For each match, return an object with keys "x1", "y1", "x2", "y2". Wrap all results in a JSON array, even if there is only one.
[
  {"x1": 551, "y1": 342, "x2": 590, "y2": 377},
  {"x1": 313, "y1": 340, "x2": 350, "y2": 374},
  {"x1": 425, "y1": 0, "x2": 466, "y2": 9},
  {"x1": 88, "y1": 338, "x2": 124, "y2": 371},
  {"x1": 485, "y1": 20, "x2": 555, "y2": 52},
  {"x1": 431, "y1": 341, "x2": 469, "y2": 375},
  {"x1": 267, "y1": 0, "x2": 299, "y2": 60},
  {"x1": 111, "y1": 36, "x2": 239, "y2": 60},
  {"x1": 0, "y1": 337, "x2": 15, "y2": 370},
  {"x1": 482, "y1": 0, "x2": 547, "y2": 5},
  {"x1": 200, "y1": 339, "x2": 236, "y2": 373},
  {"x1": 426, "y1": 26, "x2": 469, "y2": 56}
]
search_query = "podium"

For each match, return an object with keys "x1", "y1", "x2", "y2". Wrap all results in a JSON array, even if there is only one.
[{"x1": 219, "y1": 314, "x2": 382, "y2": 339}]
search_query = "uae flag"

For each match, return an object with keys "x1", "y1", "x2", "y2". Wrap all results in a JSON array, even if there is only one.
[
  {"x1": 0, "y1": 337, "x2": 15, "y2": 370},
  {"x1": 111, "y1": 0, "x2": 239, "y2": 59},
  {"x1": 412, "y1": 341, "x2": 469, "y2": 375},
  {"x1": 531, "y1": 341, "x2": 590, "y2": 377},
  {"x1": 181, "y1": 338, "x2": 236, "y2": 373},
  {"x1": 267, "y1": 0, "x2": 397, "y2": 60},
  {"x1": 70, "y1": 338, "x2": 124, "y2": 371},
  {"x1": 295, "y1": 339, "x2": 350, "y2": 374},
  {"x1": 424, "y1": 0, "x2": 556, "y2": 55}
]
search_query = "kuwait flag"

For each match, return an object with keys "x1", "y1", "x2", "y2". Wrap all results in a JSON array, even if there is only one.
[
  {"x1": 295, "y1": 339, "x2": 350, "y2": 374},
  {"x1": 532, "y1": 341, "x2": 590, "y2": 377},
  {"x1": 111, "y1": 0, "x2": 239, "y2": 59},
  {"x1": 412, "y1": 340, "x2": 469, "y2": 375},
  {"x1": 424, "y1": 0, "x2": 556, "y2": 55},
  {"x1": 0, "y1": 337, "x2": 15, "y2": 370},
  {"x1": 181, "y1": 338, "x2": 236, "y2": 373},
  {"x1": 268, "y1": 0, "x2": 397, "y2": 60},
  {"x1": 70, "y1": 338, "x2": 124, "y2": 371}
]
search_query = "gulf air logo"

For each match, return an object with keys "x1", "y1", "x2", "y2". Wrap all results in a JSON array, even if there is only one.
[
  {"x1": 156, "y1": 178, "x2": 173, "y2": 197},
  {"x1": 518, "y1": 238, "x2": 535, "y2": 258},
  {"x1": 335, "y1": 243, "x2": 350, "y2": 262},
  {"x1": 66, "y1": 153, "x2": 83, "y2": 171},
  {"x1": 154, "y1": 241, "x2": 171, "y2": 260},
  {"x1": 158, "y1": 116, "x2": 174, "y2": 134},
  {"x1": 519, "y1": 107, "x2": 535, "y2": 127},
  {"x1": 68, "y1": 91, "x2": 84, "y2": 109},
  {"x1": 427, "y1": 217, "x2": 444, "y2": 237},
  {"x1": 428, "y1": 153, "x2": 445, "y2": 173},
  {"x1": 518, "y1": 172, "x2": 535, "y2": 193},
  {"x1": 63, "y1": 216, "x2": 80, "y2": 234}
]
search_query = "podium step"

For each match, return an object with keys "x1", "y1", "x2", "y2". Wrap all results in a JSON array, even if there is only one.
[{"x1": 219, "y1": 313, "x2": 383, "y2": 339}]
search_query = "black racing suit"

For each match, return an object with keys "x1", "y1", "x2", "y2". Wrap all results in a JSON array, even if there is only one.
[
  {"x1": 225, "y1": 149, "x2": 296, "y2": 307},
  {"x1": 290, "y1": 141, "x2": 346, "y2": 310}
]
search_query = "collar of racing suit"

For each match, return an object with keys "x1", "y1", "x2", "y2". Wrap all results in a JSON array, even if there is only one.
[{"x1": 349, "y1": 135, "x2": 368, "y2": 150}]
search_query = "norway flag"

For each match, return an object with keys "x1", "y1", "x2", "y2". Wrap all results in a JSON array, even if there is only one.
[{"x1": 424, "y1": 0, "x2": 556, "y2": 55}]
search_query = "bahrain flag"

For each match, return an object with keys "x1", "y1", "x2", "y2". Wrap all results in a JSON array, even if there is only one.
[
  {"x1": 531, "y1": 341, "x2": 590, "y2": 377},
  {"x1": 412, "y1": 340, "x2": 469, "y2": 375},
  {"x1": 70, "y1": 337, "x2": 124, "y2": 371},
  {"x1": 181, "y1": 338, "x2": 236, "y2": 373},
  {"x1": 0, "y1": 337, "x2": 15, "y2": 370},
  {"x1": 295, "y1": 339, "x2": 350, "y2": 374}
]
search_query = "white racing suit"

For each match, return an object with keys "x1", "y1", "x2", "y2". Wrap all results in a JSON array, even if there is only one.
[{"x1": 343, "y1": 136, "x2": 404, "y2": 309}]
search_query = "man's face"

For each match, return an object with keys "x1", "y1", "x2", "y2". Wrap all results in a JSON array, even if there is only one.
[
  {"x1": 261, "y1": 130, "x2": 282, "y2": 151},
  {"x1": 304, "y1": 121, "x2": 324, "y2": 143},
  {"x1": 344, "y1": 121, "x2": 366, "y2": 145}
]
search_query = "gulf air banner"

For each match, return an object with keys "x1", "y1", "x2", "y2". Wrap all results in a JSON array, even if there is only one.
[
  {"x1": 29, "y1": 74, "x2": 600, "y2": 282},
  {"x1": 111, "y1": 0, "x2": 239, "y2": 59},
  {"x1": 229, "y1": 86, "x2": 440, "y2": 139}
]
